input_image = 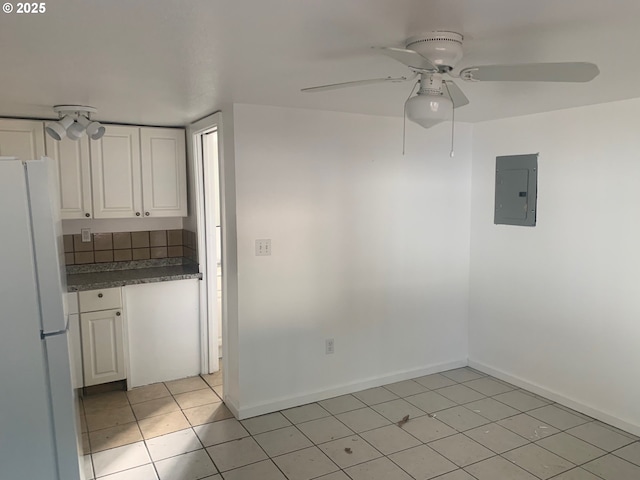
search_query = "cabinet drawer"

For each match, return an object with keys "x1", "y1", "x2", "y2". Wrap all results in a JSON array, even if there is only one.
[{"x1": 79, "y1": 287, "x2": 122, "y2": 312}]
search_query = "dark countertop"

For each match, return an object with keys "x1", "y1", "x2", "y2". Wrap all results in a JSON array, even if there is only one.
[{"x1": 66, "y1": 261, "x2": 201, "y2": 292}]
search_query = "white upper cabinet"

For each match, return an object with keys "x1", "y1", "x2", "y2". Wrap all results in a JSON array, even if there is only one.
[
  {"x1": 46, "y1": 135, "x2": 93, "y2": 219},
  {"x1": 90, "y1": 126, "x2": 143, "y2": 219},
  {"x1": 2, "y1": 119, "x2": 188, "y2": 220},
  {"x1": 140, "y1": 128, "x2": 187, "y2": 217},
  {"x1": 89, "y1": 125, "x2": 187, "y2": 219},
  {"x1": 0, "y1": 119, "x2": 45, "y2": 159}
]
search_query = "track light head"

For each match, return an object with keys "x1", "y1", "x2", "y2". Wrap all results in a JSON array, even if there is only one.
[
  {"x1": 45, "y1": 115, "x2": 74, "y2": 141},
  {"x1": 86, "y1": 121, "x2": 105, "y2": 140},
  {"x1": 66, "y1": 120, "x2": 86, "y2": 141}
]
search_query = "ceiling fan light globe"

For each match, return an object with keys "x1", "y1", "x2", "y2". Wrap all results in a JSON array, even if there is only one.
[{"x1": 406, "y1": 93, "x2": 452, "y2": 129}]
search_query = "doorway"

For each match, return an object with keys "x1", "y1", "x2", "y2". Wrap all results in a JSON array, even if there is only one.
[{"x1": 189, "y1": 114, "x2": 223, "y2": 378}]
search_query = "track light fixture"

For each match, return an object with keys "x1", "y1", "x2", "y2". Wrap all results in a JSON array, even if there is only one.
[{"x1": 45, "y1": 105, "x2": 106, "y2": 141}]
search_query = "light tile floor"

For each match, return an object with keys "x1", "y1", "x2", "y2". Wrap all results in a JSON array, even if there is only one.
[{"x1": 79, "y1": 367, "x2": 640, "y2": 480}]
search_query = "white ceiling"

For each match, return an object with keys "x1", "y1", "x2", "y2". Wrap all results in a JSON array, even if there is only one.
[{"x1": 1, "y1": 0, "x2": 640, "y2": 126}]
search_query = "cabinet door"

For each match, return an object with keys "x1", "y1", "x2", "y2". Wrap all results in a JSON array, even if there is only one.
[
  {"x1": 140, "y1": 128, "x2": 187, "y2": 217},
  {"x1": 125, "y1": 279, "x2": 200, "y2": 387},
  {"x1": 0, "y1": 119, "x2": 45, "y2": 159},
  {"x1": 46, "y1": 135, "x2": 92, "y2": 219},
  {"x1": 90, "y1": 126, "x2": 142, "y2": 218},
  {"x1": 80, "y1": 309, "x2": 126, "y2": 386}
]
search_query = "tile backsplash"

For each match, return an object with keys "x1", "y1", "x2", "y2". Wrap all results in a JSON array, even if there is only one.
[{"x1": 64, "y1": 229, "x2": 197, "y2": 266}]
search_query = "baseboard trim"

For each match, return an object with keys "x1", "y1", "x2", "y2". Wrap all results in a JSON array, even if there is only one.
[
  {"x1": 236, "y1": 358, "x2": 467, "y2": 420},
  {"x1": 468, "y1": 359, "x2": 640, "y2": 437},
  {"x1": 224, "y1": 394, "x2": 240, "y2": 419}
]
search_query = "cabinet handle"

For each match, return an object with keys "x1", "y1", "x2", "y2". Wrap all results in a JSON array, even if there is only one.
[
  {"x1": 98, "y1": 293, "x2": 103, "y2": 298},
  {"x1": 85, "y1": 213, "x2": 90, "y2": 218},
  {"x1": 136, "y1": 212, "x2": 141, "y2": 217},
  {"x1": 145, "y1": 212, "x2": 150, "y2": 216},
  {"x1": 116, "y1": 311, "x2": 121, "y2": 316}
]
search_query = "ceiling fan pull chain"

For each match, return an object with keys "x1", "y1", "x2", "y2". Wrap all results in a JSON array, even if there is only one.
[
  {"x1": 402, "y1": 80, "x2": 420, "y2": 155},
  {"x1": 402, "y1": 106, "x2": 406, "y2": 155},
  {"x1": 444, "y1": 81, "x2": 455, "y2": 157},
  {"x1": 450, "y1": 107, "x2": 455, "y2": 158}
]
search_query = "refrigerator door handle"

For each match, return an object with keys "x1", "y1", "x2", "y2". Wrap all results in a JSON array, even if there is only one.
[{"x1": 41, "y1": 328, "x2": 68, "y2": 339}]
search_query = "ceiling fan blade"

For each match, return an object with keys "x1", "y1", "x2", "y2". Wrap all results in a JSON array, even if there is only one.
[
  {"x1": 460, "y1": 62, "x2": 599, "y2": 83},
  {"x1": 301, "y1": 75, "x2": 415, "y2": 93},
  {"x1": 444, "y1": 80, "x2": 469, "y2": 108},
  {"x1": 373, "y1": 47, "x2": 438, "y2": 71}
]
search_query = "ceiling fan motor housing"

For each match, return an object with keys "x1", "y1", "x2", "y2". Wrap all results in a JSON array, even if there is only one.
[{"x1": 406, "y1": 31, "x2": 464, "y2": 70}]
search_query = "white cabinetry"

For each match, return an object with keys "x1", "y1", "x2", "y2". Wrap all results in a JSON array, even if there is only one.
[
  {"x1": 1, "y1": 119, "x2": 187, "y2": 220},
  {"x1": 79, "y1": 288, "x2": 126, "y2": 386},
  {"x1": 0, "y1": 119, "x2": 45, "y2": 159},
  {"x1": 65, "y1": 292, "x2": 83, "y2": 389},
  {"x1": 91, "y1": 126, "x2": 186, "y2": 219},
  {"x1": 90, "y1": 125, "x2": 142, "y2": 219},
  {"x1": 46, "y1": 135, "x2": 92, "y2": 219},
  {"x1": 141, "y1": 128, "x2": 187, "y2": 217},
  {"x1": 124, "y1": 279, "x2": 200, "y2": 387}
]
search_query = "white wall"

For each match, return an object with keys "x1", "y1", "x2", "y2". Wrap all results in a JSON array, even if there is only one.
[
  {"x1": 231, "y1": 104, "x2": 472, "y2": 417},
  {"x1": 218, "y1": 107, "x2": 241, "y2": 415},
  {"x1": 469, "y1": 98, "x2": 640, "y2": 434}
]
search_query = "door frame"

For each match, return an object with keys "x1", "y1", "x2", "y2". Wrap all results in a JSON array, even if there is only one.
[{"x1": 188, "y1": 112, "x2": 224, "y2": 376}]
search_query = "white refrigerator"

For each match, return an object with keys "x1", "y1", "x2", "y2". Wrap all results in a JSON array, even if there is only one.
[{"x1": 0, "y1": 157, "x2": 83, "y2": 480}]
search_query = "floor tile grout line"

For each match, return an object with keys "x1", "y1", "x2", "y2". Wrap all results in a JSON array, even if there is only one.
[
  {"x1": 244, "y1": 426, "x2": 307, "y2": 480},
  {"x1": 94, "y1": 400, "x2": 614, "y2": 473},
  {"x1": 276, "y1": 377, "x2": 632, "y2": 479},
  {"x1": 250, "y1": 414, "x2": 370, "y2": 472},
  {"x1": 609, "y1": 439, "x2": 640, "y2": 465},
  {"x1": 546, "y1": 465, "x2": 607, "y2": 480},
  {"x1": 498, "y1": 409, "x2": 639, "y2": 469},
  {"x1": 147, "y1": 375, "x2": 222, "y2": 477},
  {"x1": 357, "y1": 382, "x2": 631, "y2": 478},
  {"x1": 79, "y1": 398, "x2": 98, "y2": 479},
  {"x1": 475, "y1": 426, "x2": 627, "y2": 480},
  {"x1": 93, "y1": 463, "x2": 154, "y2": 480},
  {"x1": 82, "y1": 368, "x2": 638, "y2": 480},
  {"x1": 87, "y1": 378, "x2": 222, "y2": 477},
  {"x1": 269, "y1": 437, "x2": 341, "y2": 479}
]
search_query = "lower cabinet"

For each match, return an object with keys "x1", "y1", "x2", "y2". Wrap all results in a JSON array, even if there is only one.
[
  {"x1": 124, "y1": 279, "x2": 200, "y2": 388},
  {"x1": 80, "y1": 308, "x2": 126, "y2": 386},
  {"x1": 68, "y1": 313, "x2": 83, "y2": 389},
  {"x1": 78, "y1": 287, "x2": 126, "y2": 387},
  {"x1": 71, "y1": 280, "x2": 200, "y2": 389},
  {"x1": 65, "y1": 292, "x2": 83, "y2": 389}
]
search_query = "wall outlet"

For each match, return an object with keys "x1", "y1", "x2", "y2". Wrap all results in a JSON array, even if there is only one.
[
  {"x1": 325, "y1": 338, "x2": 334, "y2": 355},
  {"x1": 81, "y1": 228, "x2": 91, "y2": 242},
  {"x1": 255, "y1": 239, "x2": 271, "y2": 256}
]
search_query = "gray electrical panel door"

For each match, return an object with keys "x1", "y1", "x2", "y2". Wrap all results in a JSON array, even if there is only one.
[{"x1": 495, "y1": 154, "x2": 538, "y2": 226}]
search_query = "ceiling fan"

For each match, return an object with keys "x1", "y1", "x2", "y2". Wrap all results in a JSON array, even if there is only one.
[{"x1": 302, "y1": 32, "x2": 600, "y2": 129}]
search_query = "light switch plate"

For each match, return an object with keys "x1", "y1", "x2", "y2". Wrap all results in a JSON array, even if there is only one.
[{"x1": 255, "y1": 239, "x2": 271, "y2": 256}]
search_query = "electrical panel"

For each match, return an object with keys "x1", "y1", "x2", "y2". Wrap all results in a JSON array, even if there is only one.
[{"x1": 494, "y1": 154, "x2": 538, "y2": 227}]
